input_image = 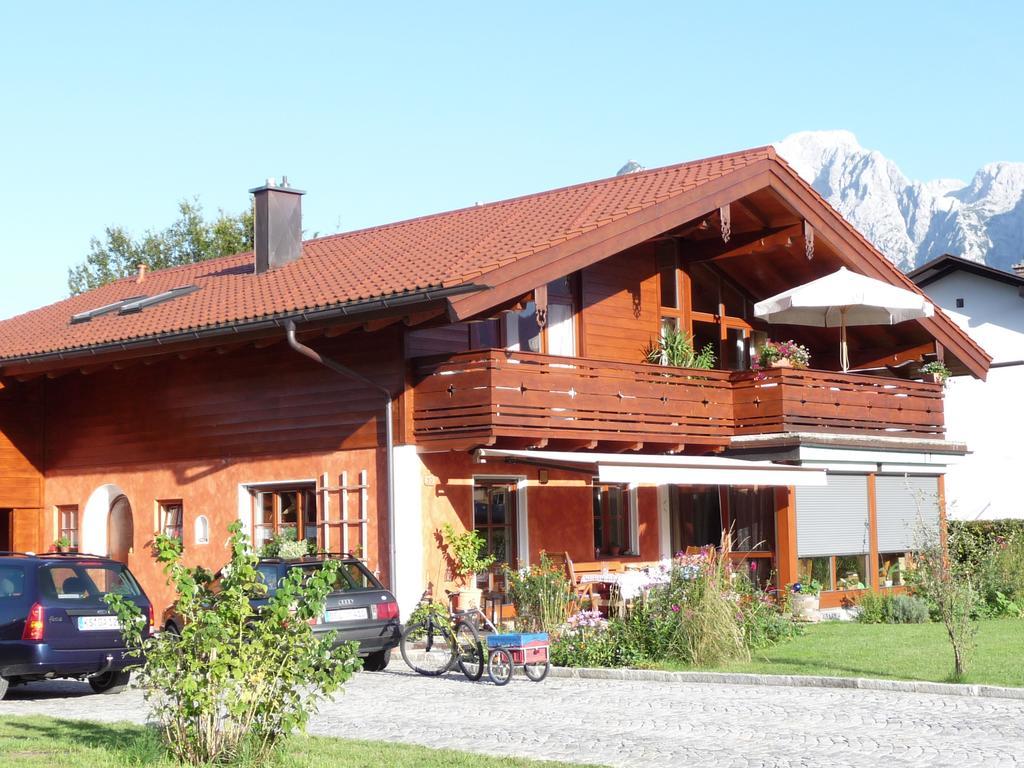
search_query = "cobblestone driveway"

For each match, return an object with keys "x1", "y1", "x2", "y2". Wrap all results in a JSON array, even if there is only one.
[{"x1": 2, "y1": 668, "x2": 1022, "y2": 767}]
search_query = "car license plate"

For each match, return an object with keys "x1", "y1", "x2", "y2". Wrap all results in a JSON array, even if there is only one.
[
  {"x1": 77, "y1": 615, "x2": 120, "y2": 631},
  {"x1": 324, "y1": 608, "x2": 367, "y2": 622}
]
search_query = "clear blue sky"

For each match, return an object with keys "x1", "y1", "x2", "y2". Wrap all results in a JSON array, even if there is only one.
[{"x1": 1, "y1": 2, "x2": 1021, "y2": 319}]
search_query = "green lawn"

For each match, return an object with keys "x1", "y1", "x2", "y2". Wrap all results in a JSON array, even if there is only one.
[
  {"x1": 665, "y1": 619, "x2": 1024, "y2": 686},
  {"x1": 0, "y1": 716, "x2": 602, "y2": 768}
]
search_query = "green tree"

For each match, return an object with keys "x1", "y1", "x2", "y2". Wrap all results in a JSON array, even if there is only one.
[{"x1": 67, "y1": 198, "x2": 254, "y2": 295}]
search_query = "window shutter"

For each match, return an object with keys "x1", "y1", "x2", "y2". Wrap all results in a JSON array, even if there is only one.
[
  {"x1": 795, "y1": 474, "x2": 870, "y2": 558},
  {"x1": 876, "y1": 475, "x2": 940, "y2": 553}
]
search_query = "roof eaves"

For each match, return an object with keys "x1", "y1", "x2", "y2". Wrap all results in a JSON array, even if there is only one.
[{"x1": 0, "y1": 282, "x2": 485, "y2": 371}]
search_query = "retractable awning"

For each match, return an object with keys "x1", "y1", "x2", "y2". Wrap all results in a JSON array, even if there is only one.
[{"x1": 474, "y1": 449, "x2": 826, "y2": 487}]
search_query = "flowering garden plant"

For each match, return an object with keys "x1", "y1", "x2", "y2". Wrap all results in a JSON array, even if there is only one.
[
  {"x1": 547, "y1": 543, "x2": 800, "y2": 669},
  {"x1": 752, "y1": 339, "x2": 811, "y2": 376}
]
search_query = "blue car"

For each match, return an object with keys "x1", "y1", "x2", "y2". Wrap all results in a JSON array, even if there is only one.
[{"x1": 0, "y1": 551, "x2": 154, "y2": 699}]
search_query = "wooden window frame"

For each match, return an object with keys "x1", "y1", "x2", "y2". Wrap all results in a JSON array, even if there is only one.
[
  {"x1": 250, "y1": 485, "x2": 321, "y2": 550},
  {"x1": 656, "y1": 247, "x2": 764, "y2": 370},
  {"x1": 56, "y1": 505, "x2": 79, "y2": 552},
  {"x1": 502, "y1": 275, "x2": 580, "y2": 356},
  {"x1": 158, "y1": 500, "x2": 184, "y2": 544},
  {"x1": 472, "y1": 480, "x2": 518, "y2": 585},
  {"x1": 593, "y1": 482, "x2": 637, "y2": 558}
]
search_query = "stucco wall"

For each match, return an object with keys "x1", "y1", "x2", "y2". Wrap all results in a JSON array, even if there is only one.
[
  {"x1": 919, "y1": 270, "x2": 1024, "y2": 520},
  {"x1": 43, "y1": 448, "x2": 386, "y2": 615}
]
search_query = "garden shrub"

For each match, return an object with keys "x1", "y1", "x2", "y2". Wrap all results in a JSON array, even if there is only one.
[
  {"x1": 505, "y1": 553, "x2": 573, "y2": 632},
  {"x1": 856, "y1": 592, "x2": 929, "y2": 624},
  {"x1": 889, "y1": 594, "x2": 930, "y2": 624},
  {"x1": 856, "y1": 592, "x2": 893, "y2": 624},
  {"x1": 106, "y1": 522, "x2": 361, "y2": 766},
  {"x1": 550, "y1": 610, "x2": 647, "y2": 668},
  {"x1": 944, "y1": 520, "x2": 1024, "y2": 618},
  {"x1": 549, "y1": 548, "x2": 799, "y2": 669}
]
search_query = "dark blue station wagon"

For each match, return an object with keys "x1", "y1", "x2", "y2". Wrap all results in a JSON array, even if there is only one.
[{"x1": 0, "y1": 551, "x2": 153, "y2": 699}]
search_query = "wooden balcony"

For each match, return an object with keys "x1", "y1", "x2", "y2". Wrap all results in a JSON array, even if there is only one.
[
  {"x1": 411, "y1": 350, "x2": 945, "y2": 451},
  {"x1": 731, "y1": 368, "x2": 945, "y2": 439}
]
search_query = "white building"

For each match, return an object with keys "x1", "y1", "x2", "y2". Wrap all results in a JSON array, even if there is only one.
[{"x1": 910, "y1": 255, "x2": 1024, "y2": 520}]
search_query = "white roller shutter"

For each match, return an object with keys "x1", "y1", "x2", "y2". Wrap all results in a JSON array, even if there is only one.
[
  {"x1": 796, "y1": 474, "x2": 870, "y2": 558},
  {"x1": 876, "y1": 475, "x2": 940, "y2": 552}
]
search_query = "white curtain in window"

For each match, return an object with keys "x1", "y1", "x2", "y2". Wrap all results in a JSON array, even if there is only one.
[{"x1": 546, "y1": 302, "x2": 576, "y2": 357}]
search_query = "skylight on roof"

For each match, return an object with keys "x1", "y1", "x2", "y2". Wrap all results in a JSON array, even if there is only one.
[
  {"x1": 117, "y1": 285, "x2": 200, "y2": 315},
  {"x1": 70, "y1": 295, "x2": 146, "y2": 324}
]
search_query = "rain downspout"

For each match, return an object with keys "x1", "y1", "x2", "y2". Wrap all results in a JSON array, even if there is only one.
[{"x1": 284, "y1": 319, "x2": 396, "y2": 589}]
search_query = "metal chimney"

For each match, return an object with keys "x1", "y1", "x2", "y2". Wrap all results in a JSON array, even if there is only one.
[
  {"x1": 250, "y1": 177, "x2": 305, "y2": 274},
  {"x1": 1012, "y1": 262, "x2": 1024, "y2": 278}
]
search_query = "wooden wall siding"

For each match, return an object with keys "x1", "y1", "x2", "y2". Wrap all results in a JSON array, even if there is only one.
[
  {"x1": 732, "y1": 369, "x2": 945, "y2": 439},
  {"x1": 414, "y1": 350, "x2": 734, "y2": 449},
  {"x1": 405, "y1": 324, "x2": 470, "y2": 359},
  {"x1": 413, "y1": 352, "x2": 946, "y2": 448},
  {"x1": 0, "y1": 381, "x2": 43, "y2": 508},
  {"x1": 43, "y1": 331, "x2": 405, "y2": 469},
  {"x1": 580, "y1": 245, "x2": 658, "y2": 363},
  {"x1": 11, "y1": 508, "x2": 42, "y2": 553}
]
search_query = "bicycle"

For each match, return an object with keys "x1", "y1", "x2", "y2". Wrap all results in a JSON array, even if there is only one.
[{"x1": 399, "y1": 591, "x2": 498, "y2": 681}]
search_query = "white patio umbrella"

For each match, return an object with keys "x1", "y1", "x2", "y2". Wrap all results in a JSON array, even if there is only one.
[{"x1": 753, "y1": 267, "x2": 934, "y2": 371}]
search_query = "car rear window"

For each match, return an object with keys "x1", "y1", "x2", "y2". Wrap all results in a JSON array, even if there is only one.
[
  {"x1": 297, "y1": 561, "x2": 382, "y2": 592},
  {"x1": 0, "y1": 564, "x2": 29, "y2": 624},
  {"x1": 39, "y1": 563, "x2": 142, "y2": 604}
]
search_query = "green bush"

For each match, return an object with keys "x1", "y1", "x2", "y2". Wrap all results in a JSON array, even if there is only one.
[
  {"x1": 505, "y1": 554, "x2": 573, "y2": 633},
  {"x1": 549, "y1": 611, "x2": 648, "y2": 668},
  {"x1": 106, "y1": 522, "x2": 361, "y2": 766},
  {"x1": 857, "y1": 592, "x2": 930, "y2": 624},
  {"x1": 947, "y1": 520, "x2": 1024, "y2": 618},
  {"x1": 856, "y1": 592, "x2": 893, "y2": 624},
  {"x1": 889, "y1": 595, "x2": 930, "y2": 624}
]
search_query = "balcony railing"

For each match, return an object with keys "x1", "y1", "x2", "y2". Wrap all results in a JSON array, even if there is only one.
[
  {"x1": 731, "y1": 368, "x2": 945, "y2": 439},
  {"x1": 412, "y1": 350, "x2": 945, "y2": 450}
]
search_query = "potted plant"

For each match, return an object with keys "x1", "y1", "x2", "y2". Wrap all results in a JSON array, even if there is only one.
[
  {"x1": 790, "y1": 576, "x2": 822, "y2": 621},
  {"x1": 753, "y1": 339, "x2": 811, "y2": 372},
  {"x1": 441, "y1": 523, "x2": 496, "y2": 611},
  {"x1": 919, "y1": 360, "x2": 951, "y2": 386},
  {"x1": 643, "y1": 327, "x2": 717, "y2": 369},
  {"x1": 52, "y1": 536, "x2": 74, "y2": 553}
]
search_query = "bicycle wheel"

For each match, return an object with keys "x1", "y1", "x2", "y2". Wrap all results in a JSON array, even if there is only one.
[
  {"x1": 487, "y1": 648, "x2": 514, "y2": 686},
  {"x1": 523, "y1": 660, "x2": 551, "y2": 682},
  {"x1": 400, "y1": 619, "x2": 455, "y2": 676},
  {"x1": 454, "y1": 620, "x2": 484, "y2": 681}
]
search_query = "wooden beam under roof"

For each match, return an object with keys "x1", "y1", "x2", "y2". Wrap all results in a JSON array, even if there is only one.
[{"x1": 683, "y1": 223, "x2": 803, "y2": 263}]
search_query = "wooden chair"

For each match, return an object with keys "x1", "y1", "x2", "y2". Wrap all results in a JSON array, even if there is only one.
[{"x1": 545, "y1": 551, "x2": 597, "y2": 613}]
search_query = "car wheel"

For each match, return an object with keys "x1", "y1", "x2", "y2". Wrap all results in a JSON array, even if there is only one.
[
  {"x1": 362, "y1": 649, "x2": 391, "y2": 672},
  {"x1": 164, "y1": 621, "x2": 180, "y2": 637},
  {"x1": 88, "y1": 671, "x2": 131, "y2": 694},
  {"x1": 0, "y1": 677, "x2": 8, "y2": 701}
]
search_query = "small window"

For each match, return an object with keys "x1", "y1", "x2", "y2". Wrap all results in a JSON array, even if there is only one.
[
  {"x1": 194, "y1": 515, "x2": 210, "y2": 545},
  {"x1": 56, "y1": 505, "x2": 79, "y2": 552},
  {"x1": 159, "y1": 501, "x2": 184, "y2": 543},
  {"x1": 955, "y1": 298, "x2": 964, "y2": 308}
]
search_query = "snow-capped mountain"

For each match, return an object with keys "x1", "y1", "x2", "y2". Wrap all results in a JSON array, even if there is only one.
[{"x1": 774, "y1": 131, "x2": 1024, "y2": 271}]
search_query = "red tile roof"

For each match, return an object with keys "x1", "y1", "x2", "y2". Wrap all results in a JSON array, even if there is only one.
[{"x1": 0, "y1": 147, "x2": 774, "y2": 362}]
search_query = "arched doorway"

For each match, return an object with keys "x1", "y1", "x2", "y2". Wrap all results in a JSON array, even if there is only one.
[{"x1": 107, "y1": 495, "x2": 134, "y2": 563}]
